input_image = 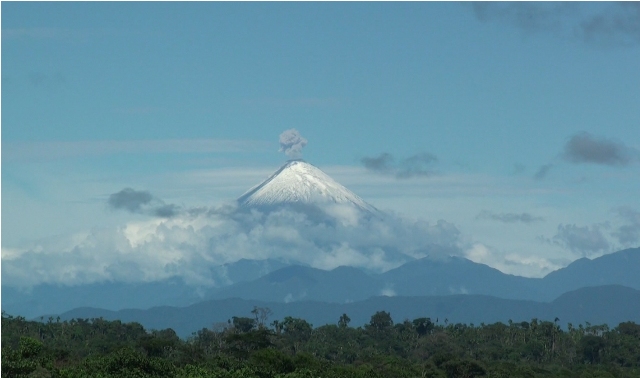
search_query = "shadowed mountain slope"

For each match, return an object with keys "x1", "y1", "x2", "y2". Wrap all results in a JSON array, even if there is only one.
[{"x1": 540, "y1": 247, "x2": 640, "y2": 299}]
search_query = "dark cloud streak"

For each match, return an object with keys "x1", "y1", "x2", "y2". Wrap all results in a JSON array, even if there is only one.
[
  {"x1": 533, "y1": 164, "x2": 554, "y2": 180},
  {"x1": 108, "y1": 188, "x2": 153, "y2": 213},
  {"x1": 471, "y1": 2, "x2": 640, "y2": 47},
  {"x1": 563, "y1": 132, "x2": 633, "y2": 166},
  {"x1": 108, "y1": 188, "x2": 180, "y2": 218},
  {"x1": 361, "y1": 153, "x2": 394, "y2": 173},
  {"x1": 397, "y1": 153, "x2": 438, "y2": 178},
  {"x1": 613, "y1": 207, "x2": 640, "y2": 246},
  {"x1": 476, "y1": 210, "x2": 544, "y2": 224},
  {"x1": 552, "y1": 223, "x2": 610, "y2": 257},
  {"x1": 580, "y1": 2, "x2": 640, "y2": 46},
  {"x1": 361, "y1": 152, "x2": 438, "y2": 179}
]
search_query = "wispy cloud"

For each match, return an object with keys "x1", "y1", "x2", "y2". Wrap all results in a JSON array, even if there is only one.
[
  {"x1": 241, "y1": 97, "x2": 342, "y2": 108},
  {"x1": 2, "y1": 27, "x2": 72, "y2": 41},
  {"x1": 580, "y1": 2, "x2": 640, "y2": 47},
  {"x1": 2, "y1": 139, "x2": 272, "y2": 162},
  {"x1": 472, "y1": 2, "x2": 575, "y2": 35},
  {"x1": 471, "y1": 2, "x2": 640, "y2": 47},
  {"x1": 511, "y1": 164, "x2": 526, "y2": 175},
  {"x1": 2, "y1": 27, "x2": 151, "y2": 43},
  {"x1": 476, "y1": 210, "x2": 544, "y2": 224},
  {"x1": 361, "y1": 152, "x2": 438, "y2": 179},
  {"x1": 114, "y1": 106, "x2": 164, "y2": 115},
  {"x1": 533, "y1": 164, "x2": 554, "y2": 180},
  {"x1": 464, "y1": 243, "x2": 561, "y2": 278},
  {"x1": 552, "y1": 223, "x2": 611, "y2": 257},
  {"x1": 28, "y1": 72, "x2": 66, "y2": 89},
  {"x1": 612, "y1": 207, "x2": 640, "y2": 246}
]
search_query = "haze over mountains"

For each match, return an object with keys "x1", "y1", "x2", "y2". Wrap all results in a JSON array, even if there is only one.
[
  {"x1": 4, "y1": 248, "x2": 639, "y2": 322},
  {"x1": 2, "y1": 158, "x2": 638, "y2": 337},
  {"x1": 59, "y1": 285, "x2": 640, "y2": 339},
  {"x1": 205, "y1": 248, "x2": 640, "y2": 304}
]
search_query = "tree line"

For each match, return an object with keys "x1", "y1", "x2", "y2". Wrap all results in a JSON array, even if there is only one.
[{"x1": 2, "y1": 308, "x2": 639, "y2": 377}]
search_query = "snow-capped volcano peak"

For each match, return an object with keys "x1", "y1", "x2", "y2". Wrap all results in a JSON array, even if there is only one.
[{"x1": 238, "y1": 160, "x2": 378, "y2": 214}]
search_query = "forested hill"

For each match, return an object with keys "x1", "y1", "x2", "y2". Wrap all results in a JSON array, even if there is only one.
[
  {"x1": 55, "y1": 285, "x2": 640, "y2": 339},
  {"x1": 2, "y1": 310, "x2": 640, "y2": 378}
]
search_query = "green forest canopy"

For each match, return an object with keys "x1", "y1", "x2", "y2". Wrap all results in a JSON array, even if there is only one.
[{"x1": 2, "y1": 308, "x2": 640, "y2": 378}]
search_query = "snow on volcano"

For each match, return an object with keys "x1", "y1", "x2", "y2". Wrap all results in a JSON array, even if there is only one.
[{"x1": 237, "y1": 160, "x2": 379, "y2": 215}]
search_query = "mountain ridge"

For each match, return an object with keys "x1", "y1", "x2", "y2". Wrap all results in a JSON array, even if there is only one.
[{"x1": 206, "y1": 248, "x2": 640, "y2": 304}]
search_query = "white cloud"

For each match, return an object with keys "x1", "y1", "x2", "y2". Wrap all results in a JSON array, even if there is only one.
[
  {"x1": 448, "y1": 286, "x2": 468, "y2": 295},
  {"x1": 464, "y1": 243, "x2": 563, "y2": 278},
  {"x1": 2, "y1": 204, "x2": 462, "y2": 288},
  {"x1": 380, "y1": 286, "x2": 397, "y2": 297}
]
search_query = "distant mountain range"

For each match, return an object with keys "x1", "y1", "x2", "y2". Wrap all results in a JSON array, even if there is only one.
[
  {"x1": 2, "y1": 156, "x2": 638, "y2": 338},
  {"x1": 1, "y1": 258, "x2": 290, "y2": 318},
  {"x1": 207, "y1": 247, "x2": 640, "y2": 303},
  {"x1": 58, "y1": 285, "x2": 640, "y2": 338},
  {"x1": 3, "y1": 248, "x2": 639, "y2": 320}
]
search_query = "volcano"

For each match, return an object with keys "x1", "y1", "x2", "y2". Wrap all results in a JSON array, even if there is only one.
[{"x1": 237, "y1": 160, "x2": 378, "y2": 214}]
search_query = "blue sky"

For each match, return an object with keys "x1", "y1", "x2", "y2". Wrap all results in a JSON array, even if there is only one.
[{"x1": 2, "y1": 2, "x2": 639, "y2": 284}]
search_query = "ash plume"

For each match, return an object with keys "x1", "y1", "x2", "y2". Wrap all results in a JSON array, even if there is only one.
[{"x1": 279, "y1": 129, "x2": 308, "y2": 159}]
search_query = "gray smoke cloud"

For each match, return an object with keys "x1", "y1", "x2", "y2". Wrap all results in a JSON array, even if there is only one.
[
  {"x1": 471, "y1": 2, "x2": 640, "y2": 47},
  {"x1": 472, "y1": 2, "x2": 574, "y2": 35},
  {"x1": 613, "y1": 207, "x2": 640, "y2": 246},
  {"x1": 552, "y1": 223, "x2": 610, "y2": 257},
  {"x1": 362, "y1": 152, "x2": 438, "y2": 179},
  {"x1": 361, "y1": 153, "x2": 394, "y2": 173},
  {"x1": 279, "y1": 129, "x2": 308, "y2": 159},
  {"x1": 476, "y1": 210, "x2": 544, "y2": 224},
  {"x1": 563, "y1": 132, "x2": 634, "y2": 166},
  {"x1": 580, "y1": 2, "x2": 640, "y2": 46},
  {"x1": 533, "y1": 164, "x2": 554, "y2": 180},
  {"x1": 108, "y1": 188, "x2": 153, "y2": 212},
  {"x1": 511, "y1": 164, "x2": 526, "y2": 175},
  {"x1": 108, "y1": 188, "x2": 181, "y2": 218}
]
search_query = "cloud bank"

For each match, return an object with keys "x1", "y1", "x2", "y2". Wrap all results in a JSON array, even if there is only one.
[{"x1": 2, "y1": 198, "x2": 462, "y2": 288}]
